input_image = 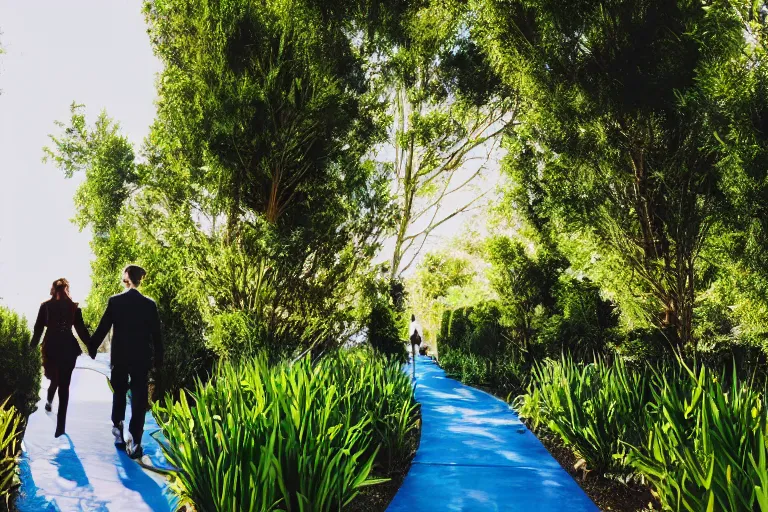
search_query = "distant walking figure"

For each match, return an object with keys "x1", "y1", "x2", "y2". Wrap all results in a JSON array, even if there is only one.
[
  {"x1": 30, "y1": 278, "x2": 92, "y2": 438},
  {"x1": 90, "y1": 265, "x2": 163, "y2": 460},
  {"x1": 410, "y1": 329, "x2": 422, "y2": 355},
  {"x1": 409, "y1": 314, "x2": 422, "y2": 360}
]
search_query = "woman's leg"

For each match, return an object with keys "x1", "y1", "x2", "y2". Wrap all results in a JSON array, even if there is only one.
[
  {"x1": 46, "y1": 366, "x2": 59, "y2": 411},
  {"x1": 46, "y1": 382, "x2": 57, "y2": 404},
  {"x1": 55, "y1": 363, "x2": 75, "y2": 437}
]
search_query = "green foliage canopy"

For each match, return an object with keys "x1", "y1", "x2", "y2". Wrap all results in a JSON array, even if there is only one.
[{"x1": 473, "y1": 0, "x2": 758, "y2": 349}]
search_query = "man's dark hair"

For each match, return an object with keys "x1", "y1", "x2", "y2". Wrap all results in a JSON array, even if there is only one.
[{"x1": 123, "y1": 264, "x2": 147, "y2": 286}]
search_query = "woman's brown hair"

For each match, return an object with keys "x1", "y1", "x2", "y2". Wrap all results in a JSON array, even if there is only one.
[{"x1": 50, "y1": 278, "x2": 73, "y2": 302}]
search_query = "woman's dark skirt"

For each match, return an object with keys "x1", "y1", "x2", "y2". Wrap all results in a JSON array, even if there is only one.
[{"x1": 41, "y1": 334, "x2": 81, "y2": 379}]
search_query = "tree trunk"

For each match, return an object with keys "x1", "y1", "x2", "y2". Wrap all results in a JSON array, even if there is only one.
[{"x1": 390, "y1": 87, "x2": 418, "y2": 280}]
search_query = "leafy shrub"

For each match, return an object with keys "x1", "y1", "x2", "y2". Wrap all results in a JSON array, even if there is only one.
[
  {"x1": 489, "y1": 359, "x2": 524, "y2": 395},
  {"x1": 441, "y1": 302, "x2": 511, "y2": 357},
  {"x1": 0, "y1": 307, "x2": 41, "y2": 420},
  {"x1": 207, "y1": 309, "x2": 262, "y2": 361},
  {"x1": 487, "y1": 238, "x2": 565, "y2": 352},
  {"x1": 610, "y1": 327, "x2": 672, "y2": 369},
  {"x1": 446, "y1": 307, "x2": 473, "y2": 351},
  {"x1": 155, "y1": 351, "x2": 417, "y2": 511},
  {"x1": 325, "y1": 349, "x2": 419, "y2": 472},
  {"x1": 150, "y1": 284, "x2": 216, "y2": 399},
  {"x1": 368, "y1": 297, "x2": 407, "y2": 363},
  {"x1": 524, "y1": 278, "x2": 612, "y2": 367},
  {"x1": 440, "y1": 349, "x2": 488, "y2": 386},
  {"x1": 0, "y1": 400, "x2": 21, "y2": 512},
  {"x1": 466, "y1": 302, "x2": 505, "y2": 359},
  {"x1": 693, "y1": 296, "x2": 735, "y2": 346},
  {"x1": 438, "y1": 302, "x2": 524, "y2": 393},
  {"x1": 533, "y1": 278, "x2": 616, "y2": 362},
  {"x1": 516, "y1": 356, "x2": 651, "y2": 475},
  {"x1": 627, "y1": 364, "x2": 768, "y2": 511},
  {"x1": 153, "y1": 324, "x2": 216, "y2": 402},
  {"x1": 440, "y1": 347, "x2": 525, "y2": 393},
  {"x1": 688, "y1": 297, "x2": 768, "y2": 380},
  {"x1": 436, "y1": 309, "x2": 451, "y2": 348},
  {"x1": 693, "y1": 332, "x2": 768, "y2": 383}
]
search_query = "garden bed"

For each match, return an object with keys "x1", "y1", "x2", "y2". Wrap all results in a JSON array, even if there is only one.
[
  {"x1": 347, "y1": 408, "x2": 422, "y2": 512},
  {"x1": 172, "y1": 423, "x2": 422, "y2": 512},
  {"x1": 527, "y1": 424, "x2": 659, "y2": 512},
  {"x1": 471, "y1": 382, "x2": 658, "y2": 512}
]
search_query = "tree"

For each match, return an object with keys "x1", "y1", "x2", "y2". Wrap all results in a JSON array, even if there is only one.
[
  {"x1": 486, "y1": 237, "x2": 564, "y2": 351},
  {"x1": 701, "y1": 1, "x2": 768, "y2": 347},
  {"x1": 141, "y1": 0, "x2": 406, "y2": 357},
  {"x1": 378, "y1": 1, "x2": 518, "y2": 279},
  {"x1": 43, "y1": 103, "x2": 139, "y2": 324},
  {"x1": 474, "y1": 0, "x2": 750, "y2": 348},
  {"x1": 45, "y1": 1, "x2": 420, "y2": 378}
]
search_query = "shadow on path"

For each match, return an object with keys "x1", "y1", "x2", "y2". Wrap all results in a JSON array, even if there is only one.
[{"x1": 16, "y1": 356, "x2": 176, "y2": 512}]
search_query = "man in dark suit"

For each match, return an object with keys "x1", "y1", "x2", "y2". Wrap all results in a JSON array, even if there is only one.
[{"x1": 90, "y1": 264, "x2": 163, "y2": 459}]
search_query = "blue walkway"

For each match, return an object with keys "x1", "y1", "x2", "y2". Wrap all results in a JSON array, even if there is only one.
[
  {"x1": 16, "y1": 355, "x2": 177, "y2": 512},
  {"x1": 387, "y1": 356, "x2": 599, "y2": 512}
]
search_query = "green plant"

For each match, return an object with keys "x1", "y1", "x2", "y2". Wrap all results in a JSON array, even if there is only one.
[
  {"x1": 516, "y1": 356, "x2": 650, "y2": 475},
  {"x1": 627, "y1": 363, "x2": 768, "y2": 511},
  {"x1": 155, "y1": 351, "x2": 417, "y2": 511},
  {"x1": 0, "y1": 399, "x2": 21, "y2": 511},
  {"x1": 440, "y1": 348, "x2": 488, "y2": 386},
  {"x1": 491, "y1": 359, "x2": 524, "y2": 395},
  {"x1": 368, "y1": 297, "x2": 407, "y2": 363},
  {"x1": 466, "y1": 302, "x2": 505, "y2": 360},
  {"x1": 326, "y1": 350, "x2": 419, "y2": 473},
  {"x1": 532, "y1": 278, "x2": 616, "y2": 363},
  {"x1": 610, "y1": 327, "x2": 672, "y2": 370},
  {"x1": 445, "y1": 308, "x2": 473, "y2": 351},
  {"x1": 0, "y1": 306, "x2": 42, "y2": 421},
  {"x1": 436, "y1": 309, "x2": 451, "y2": 350}
]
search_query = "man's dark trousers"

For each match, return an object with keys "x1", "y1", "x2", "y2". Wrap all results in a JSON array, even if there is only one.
[
  {"x1": 111, "y1": 365, "x2": 149, "y2": 444},
  {"x1": 90, "y1": 288, "x2": 163, "y2": 447}
]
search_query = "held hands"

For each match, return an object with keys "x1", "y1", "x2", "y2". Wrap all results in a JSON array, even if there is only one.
[{"x1": 87, "y1": 338, "x2": 97, "y2": 360}]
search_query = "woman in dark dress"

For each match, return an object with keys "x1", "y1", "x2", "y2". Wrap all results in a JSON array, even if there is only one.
[{"x1": 30, "y1": 278, "x2": 92, "y2": 437}]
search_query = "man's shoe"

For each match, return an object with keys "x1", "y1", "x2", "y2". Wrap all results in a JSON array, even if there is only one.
[
  {"x1": 44, "y1": 401, "x2": 52, "y2": 412},
  {"x1": 126, "y1": 440, "x2": 143, "y2": 460},
  {"x1": 112, "y1": 422, "x2": 126, "y2": 448}
]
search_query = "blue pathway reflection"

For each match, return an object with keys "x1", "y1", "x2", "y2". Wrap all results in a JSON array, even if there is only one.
[{"x1": 387, "y1": 356, "x2": 599, "y2": 512}]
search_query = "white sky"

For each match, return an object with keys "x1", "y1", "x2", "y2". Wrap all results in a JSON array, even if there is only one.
[
  {"x1": 0, "y1": 0, "x2": 161, "y2": 323},
  {"x1": 0, "y1": 0, "x2": 499, "y2": 326}
]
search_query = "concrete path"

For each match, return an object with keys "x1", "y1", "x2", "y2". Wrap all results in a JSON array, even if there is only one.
[
  {"x1": 387, "y1": 356, "x2": 599, "y2": 512},
  {"x1": 15, "y1": 355, "x2": 177, "y2": 512}
]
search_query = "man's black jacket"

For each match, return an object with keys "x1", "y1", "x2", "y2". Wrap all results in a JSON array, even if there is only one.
[{"x1": 91, "y1": 289, "x2": 163, "y2": 369}]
